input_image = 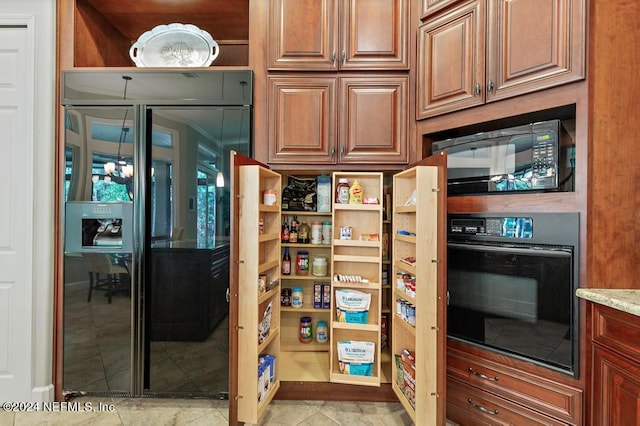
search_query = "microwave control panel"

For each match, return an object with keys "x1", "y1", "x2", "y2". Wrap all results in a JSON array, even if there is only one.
[{"x1": 450, "y1": 216, "x2": 533, "y2": 239}]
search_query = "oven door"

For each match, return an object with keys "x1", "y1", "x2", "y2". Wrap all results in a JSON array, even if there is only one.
[{"x1": 447, "y1": 241, "x2": 577, "y2": 375}]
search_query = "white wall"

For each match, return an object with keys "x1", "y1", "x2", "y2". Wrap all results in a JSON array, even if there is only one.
[{"x1": 0, "y1": 0, "x2": 55, "y2": 402}]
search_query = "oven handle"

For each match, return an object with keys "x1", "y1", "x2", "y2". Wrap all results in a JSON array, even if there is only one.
[{"x1": 448, "y1": 242, "x2": 572, "y2": 258}]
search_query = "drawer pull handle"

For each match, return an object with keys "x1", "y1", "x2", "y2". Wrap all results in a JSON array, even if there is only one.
[
  {"x1": 467, "y1": 398, "x2": 499, "y2": 415},
  {"x1": 469, "y1": 367, "x2": 499, "y2": 381}
]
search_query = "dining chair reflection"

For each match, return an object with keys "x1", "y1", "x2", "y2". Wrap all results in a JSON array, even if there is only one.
[{"x1": 82, "y1": 253, "x2": 130, "y2": 304}]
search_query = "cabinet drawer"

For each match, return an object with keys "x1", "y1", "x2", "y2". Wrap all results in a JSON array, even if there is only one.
[
  {"x1": 447, "y1": 347, "x2": 582, "y2": 424},
  {"x1": 447, "y1": 378, "x2": 567, "y2": 426},
  {"x1": 593, "y1": 304, "x2": 640, "y2": 360}
]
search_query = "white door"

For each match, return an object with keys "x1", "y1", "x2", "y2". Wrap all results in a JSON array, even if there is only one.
[{"x1": 0, "y1": 21, "x2": 36, "y2": 399}]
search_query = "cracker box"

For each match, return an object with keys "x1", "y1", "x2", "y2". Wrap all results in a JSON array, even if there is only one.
[
  {"x1": 314, "y1": 282, "x2": 322, "y2": 309},
  {"x1": 322, "y1": 282, "x2": 331, "y2": 309}
]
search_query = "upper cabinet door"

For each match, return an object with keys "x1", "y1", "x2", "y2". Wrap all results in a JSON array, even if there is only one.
[
  {"x1": 339, "y1": 76, "x2": 409, "y2": 164},
  {"x1": 417, "y1": 0, "x2": 485, "y2": 119},
  {"x1": 486, "y1": 0, "x2": 586, "y2": 102},
  {"x1": 268, "y1": 75, "x2": 338, "y2": 164},
  {"x1": 340, "y1": 0, "x2": 409, "y2": 70},
  {"x1": 268, "y1": 0, "x2": 409, "y2": 71},
  {"x1": 268, "y1": 0, "x2": 339, "y2": 70}
]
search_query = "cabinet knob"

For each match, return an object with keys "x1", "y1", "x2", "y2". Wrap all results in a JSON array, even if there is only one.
[
  {"x1": 342, "y1": 50, "x2": 346, "y2": 63},
  {"x1": 475, "y1": 83, "x2": 481, "y2": 96},
  {"x1": 331, "y1": 51, "x2": 336, "y2": 63},
  {"x1": 487, "y1": 79, "x2": 495, "y2": 93},
  {"x1": 340, "y1": 146, "x2": 345, "y2": 156},
  {"x1": 330, "y1": 146, "x2": 336, "y2": 157}
]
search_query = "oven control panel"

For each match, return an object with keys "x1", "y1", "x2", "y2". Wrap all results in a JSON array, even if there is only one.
[{"x1": 450, "y1": 216, "x2": 533, "y2": 239}]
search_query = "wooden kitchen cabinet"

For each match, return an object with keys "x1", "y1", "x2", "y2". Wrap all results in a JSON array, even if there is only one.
[
  {"x1": 591, "y1": 304, "x2": 640, "y2": 426},
  {"x1": 447, "y1": 344, "x2": 583, "y2": 425},
  {"x1": 232, "y1": 153, "x2": 447, "y2": 424},
  {"x1": 417, "y1": 0, "x2": 586, "y2": 119},
  {"x1": 268, "y1": 75, "x2": 409, "y2": 165},
  {"x1": 268, "y1": 0, "x2": 409, "y2": 71}
]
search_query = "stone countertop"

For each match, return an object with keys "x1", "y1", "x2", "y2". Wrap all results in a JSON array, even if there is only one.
[{"x1": 576, "y1": 288, "x2": 640, "y2": 317}]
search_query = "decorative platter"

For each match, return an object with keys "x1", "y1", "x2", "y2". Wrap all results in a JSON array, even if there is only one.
[{"x1": 129, "y1": 23, "x2": 220, "y2": 67}]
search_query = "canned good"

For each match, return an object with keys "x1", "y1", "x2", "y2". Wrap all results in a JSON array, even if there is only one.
[
  {"x1": 322, "y1": 221, "x2": 332, "y2": 244},
  {"x1": 396, "y1": 272, "x2": 408, "y2": 291},
  {"x1": 311, "y1": 221, "x2": 323, "y2": 244},
  {"x1": 340, "y1": 226, "x2": 352, "y2": 240},
  {"x1": 263, "y1": 189, "x2": 277, "y2": 206},
  {"x1": 406, "y1": 304, "x2": 416, "y2": 326}
]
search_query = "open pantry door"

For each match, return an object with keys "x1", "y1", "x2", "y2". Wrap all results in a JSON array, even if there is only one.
[
  {"x1": 230, "y1": 151, "x2": 282, "y2": 425},
  {"x1": 390, "y1": 152, "x2": 448, "y2": 425}
]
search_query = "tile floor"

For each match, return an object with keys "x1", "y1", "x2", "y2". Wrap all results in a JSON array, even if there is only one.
[{"x1": 0, "y1": 397, "x2": 448, "y2": 425}]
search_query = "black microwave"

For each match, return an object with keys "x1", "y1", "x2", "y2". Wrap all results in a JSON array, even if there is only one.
[{"x1": 432, "y1": 119, "x2": 572, "y2": 195}]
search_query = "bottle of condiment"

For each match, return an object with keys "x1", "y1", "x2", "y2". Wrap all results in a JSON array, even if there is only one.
[
  {"x1": 281, "y1": 215, "x2": 290, "y2": 243},
  {"x1": 299, "y1": 316, "x2": 313, "y2": 343},
  {"x1": 335, "y1": 178, "x2": 350, "y2": 204},
  {"x1": 289, "y1": 216, "x2": 298, "y2": 243},
  {"x1": 322, "y1": 221, "x2": 332, "y2": 245},
  {"x1": 282, "y1": 247, "x2": 291, "y2": 275},
  {"x1": 316, "y1": 320, "x2": 328, "y2": 343},
  {"x1": 311, "y1": 221, "x2": 323, "y2": 244},
  {"x1": 349, "y1": 179, "x2": 363, "y2": 204},
  {"x1": 298, "y1": 221, "x2": 310, "y2": 244}
]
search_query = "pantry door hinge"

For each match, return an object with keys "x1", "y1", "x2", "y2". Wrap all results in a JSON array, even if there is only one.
[
  {"x1": 432, "y1": 187, "x2": 441, "y2": 192},
  {"x1": 237, "y1": 194, "x2": 244, "y2": 199},
  {"x1": 236, "y1": 325, "x2": 244, "y2": 331}
]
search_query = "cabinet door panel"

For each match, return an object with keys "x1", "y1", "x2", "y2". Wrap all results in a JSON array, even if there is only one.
[
  {"x1": 268, "y1": 76, "x2": 337, "y2": 164},
  {"x1": 593, "y1": 346, "x2": 640, "y2": 426},
  {"x1": 417, "y1": 0, "x2": 485, "y2": 119},
  {"x1": 341, "y1": 0, "x2": 409, "y2": 70},
  {"x1": 268, "y1": 0, "x2": 339, "y2": 70},
  {"x1": 339, "y1": 77, "x2": 408, "y2": 164},
  {"x1": 421, "y1": 0, "x2": 460, "y2": 19},
  {"x1": 486, "y1": 0, "x2": 586, "y2": 101}
]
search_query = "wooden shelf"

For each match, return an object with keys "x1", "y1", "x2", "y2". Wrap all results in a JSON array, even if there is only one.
[
  {"x1": 281, "y1": 337, "x2": 330, "y2": 352},
  {"x1": 281, "y1": 274, "x2": 331, "y2": 281},
  {"x1": 332, "y1": 281, "x2": 380, "y2": 290},
  {"x1": 394, "y1": 234, "x2": 416, "y2": 244},
  {"x1": 394, "y1": 205, "x2": 416, "y2": 214},
  {"x1": 393, "y1": 381, "x2": 416, "y2": 423},
  {"x1": 282, "y1": 243, "x2": 332, "y2": 248},
  {"x1": 259, "y1": 204, "x2": 281, "y2": 213},
  {"x1": 259, "y1": 259, "x2": 280, "y2": 274},
  {"x1": 333, "y1": 204, "x2": 382, "y2": 211},
  {"x1": 330, "y1": 372, "x2": 381, "y2": 387},
  {"x1": 333, "y1": 254, "x2": 381, "y2": 263},
  {"x1": 259, "y1": 232, "x2": 280, "y2": 243},
  {"x1": 393, "y1": 290, "x2": 416, "y2": 306},
  {"x1": 259, "y1": 285, "x2": 281, "y2": 305},
  {"x1": 258, "y1": 327, "x2": 280, "y2": 354},
  {"x1": 332, "y1": 239, "x2": 380, "y2": 248},
  {"x1": 394, "y1": 260, "x2": 416, "y2": 275},
  {"x1": 281, "y1": 211, "x2": 332, "y2": 216},
  {"x1": 279, "y1": 352, "x2": 330, "y2": 382},
  {"x1": 394, "y1": 315, "x2": 416, "y2": 336},
  {"x1": 257, "y1": 381, "x2": 281, "y2": 421},
  {"x1": 332, "y1": 322, "x2": 379, "y2": 332},
  {"x1": 281, "y1": 306, "x2": 331, "y2": 313}
]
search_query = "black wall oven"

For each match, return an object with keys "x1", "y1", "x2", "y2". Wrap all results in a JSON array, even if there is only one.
[{"x1": 447, "y1": 213, "x2": 579, "y2": 377}]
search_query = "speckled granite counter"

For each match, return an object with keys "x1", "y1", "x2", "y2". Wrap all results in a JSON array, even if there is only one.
[{"x1": 576, "y1": 288, "x2": 640, "y2": 317}]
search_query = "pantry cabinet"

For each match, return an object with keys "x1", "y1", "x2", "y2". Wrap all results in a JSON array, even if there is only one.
[
  {"x1": 279, "y1": 211, "x2": 333, "y2": 382},
  {"x1": 591, "y1": 303, "x2": 640, "y2": 425},
  {"x1": 391, "y1": 155, "x2": 448, "y2": 425},
  {"x1": 268, "y1": 0, "x2": 409, "y2": 71},
  {"x1": 329, "y1": 172, "x2": 384, "y2": 386},
  {"x1": 268, "y1": 75, "x2": 409, "y2": 165},
  {"x1": 417, "y1": 0, "x2": 586, "y2": 119},
  {"x1": 232, "y1": 152, "x2": 447, "y2": 424},
  {"x1": 236, "y1": 162, "x2": 282, "y2": 424}
]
